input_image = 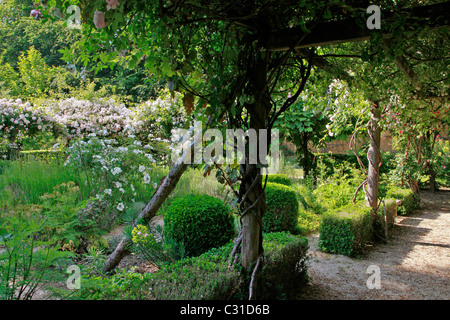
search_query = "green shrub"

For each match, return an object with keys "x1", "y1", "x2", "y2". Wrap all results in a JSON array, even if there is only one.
[
  {"x1": 256, "y1": 232, "x2": 309, "y2": 299},
  {"x1": 386, "y1": 186, "x2": 419, "y2": 215},
  {"x1": 294, "y1": 183, "x2": 321, "y2": 213},
  {"x1": 313, "y1": 152, "x2": 396, "y2": 180},
  {"x1": 164, "y1": 194, "x2": 235, "y2": 257},
  {"x1": 72, "y1": 232, "x2": 309, "y2": 300},
  {"x1": 297, "y1": 208, "x2": 321, "y2": 235},
  {"x1": 381, "y1": 198, "x2": 397, "y2": 231},
  {"x1": 66, "y1": 241, "x2": 239, "y2": 300},
  {"x1": 37, "y1": 182, "x2": 111, "y2": 253},
  {"x1": 264, "y1": 182, "x2": 299, "y2": 234},
  {"x1": 151, "y1": 232, "x2": 308, "y2": 300},
  {"x1": 313, "y1": 180, "x2": 364, "y2": 212},
  {"x1": 264, "y1": 174, "x2": 291, "y2": 186},
  {"x1": 0, "y1": 213, "x2": 73, "y2": 300},
  {"x1": 318, "y1": 202, "x2": 373, "y2": 256},
  {"x1": 130, "y1": 224, "x2": 186, "y2": 267}
]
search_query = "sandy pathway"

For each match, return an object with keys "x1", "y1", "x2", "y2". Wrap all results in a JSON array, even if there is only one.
[{"x1": 298, "y1": 190, "x2": 450, "y2": 300}]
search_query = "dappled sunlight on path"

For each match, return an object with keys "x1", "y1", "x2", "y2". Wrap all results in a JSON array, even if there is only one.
[{"x1": 298, "y1": 190, "x2": 450, "y2": 300}]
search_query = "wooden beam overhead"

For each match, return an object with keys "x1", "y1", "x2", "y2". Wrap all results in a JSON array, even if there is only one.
[{"x1": 265, "y1": 2, "x2": 450, "y2": 52}]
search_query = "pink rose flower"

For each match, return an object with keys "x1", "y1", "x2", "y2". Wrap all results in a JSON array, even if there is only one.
[
  {"x1": 93, "y1": 11, "x2": 108, "y2": 28},
  {"x1": 106, "y1": 0, "x2": 120, "y2": 10}
]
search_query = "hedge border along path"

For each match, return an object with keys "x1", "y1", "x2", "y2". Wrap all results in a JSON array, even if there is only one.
[{"x1": 297, "y1": 189, "x2": 450, "y2": 300}]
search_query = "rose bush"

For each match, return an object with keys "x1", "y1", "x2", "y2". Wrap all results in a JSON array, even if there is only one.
[{"x1": 64, "y1": 133, "x2": 163, "y2": 213}]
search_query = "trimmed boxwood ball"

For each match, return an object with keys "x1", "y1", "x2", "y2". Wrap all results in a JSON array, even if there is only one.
[
  {"x1": 263, "y1": 182, "x2": 300, "y2": 234},
  {"x1": 163, "y1": 194, "x2": 235, "y2": 257}
]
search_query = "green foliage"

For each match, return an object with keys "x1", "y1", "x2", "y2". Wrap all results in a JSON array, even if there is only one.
[
  {"x1": 0, "y1": 18, "x2": 80, "y2": 69},
  {"x1": 71, "y1": 231, "x2": 309, "y2": 300},
  {"x1": 131, "y1": 224, "x2": 186, "y2": 267},
  {"x1": 313, "y1": 179, "x2": 364, "y2": 212},
  {"x1": 297, "y1": 208, "x2": 321, "y2": 235},
  {"x1": 318, "y1": 202, "x2": 373, "y2": 257},
  {"x1": 256, "y1": 232, "x2": 309, "y2": 299},
  {"x1": 293, "y1": 182, "x2": 321, "y2": 213},
  {"x1": 6, "y1": 181, "x2": 114, "y2": 255},
  {"x1": 164, "y1": 194, "x2": 235, "y2": 257},
  {"x1": 0, "y1": 212, "x2": 73, "y2": 300},
  {"x1": 17, "y1": 46, "x2": 52, "y2": 96},
  {"x1": 275, "y1": 95, "x2": 329, "y2": 177},
  {"x1": 264, "y1": 182, "x2": 300, "y2": 234},
  {"x1": 264, "y1": 173, "x2": 291, "y2": 186},
  {"x1": 68, "y1": 268, "x2": 156, "y2": 300},
  {"x1": 313, "y1": 152, "x2": 396, "y2": 182},
  {"x1": 145, "y1": 242, "x2": 239, "y2": 300},
  {"x1": 0, "y1": 160, "x2": 83, "y2": 206},
  {"x1": 386, "y1": 186, "x2": 419, "y2": 216},
  {"x1": 37, "y1": 182, "x2": 110, "y2": 253},
  {"x1": 0, "y1": 57, "x2": 20, "y2": 96}
]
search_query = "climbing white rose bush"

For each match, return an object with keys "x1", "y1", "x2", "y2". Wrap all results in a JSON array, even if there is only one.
[{"x1": 64, "y1": 133, "x2": 161, "y2": 212}]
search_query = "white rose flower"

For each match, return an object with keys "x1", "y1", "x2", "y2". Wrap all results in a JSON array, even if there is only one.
[{"x1": 112, "y1": 167, "x2": 122, "y2": 175}]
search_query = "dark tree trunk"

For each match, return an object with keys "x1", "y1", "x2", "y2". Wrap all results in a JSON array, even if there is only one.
[
  {"x1": 429, "y1": 164, "x2": 436, "y2": 193},
  {"x1": 240, "y1": 55, "x2": 269, "y2": 270},
  {"x1": 302, "y1": 133, "x2": 310, "y2": 178}
]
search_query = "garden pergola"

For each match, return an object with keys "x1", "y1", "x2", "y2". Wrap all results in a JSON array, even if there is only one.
[{"x1": 98, "y1": 1, "x2": 449, "y2": 282}]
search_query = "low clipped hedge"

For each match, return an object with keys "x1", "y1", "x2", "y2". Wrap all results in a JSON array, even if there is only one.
[
  {"x1": 373, "y1": 198, "x2": 397, "y2": 241},
  {"x1": 318, "y1": 202, "x2": 373, "y2": 256},
  {"x1": 163, "y1": 194, "x2": 235, "y2": 257},
  {"x1": 75, "y1": 232, "x2": 309, "y2": 300},
  {"x1": 386, "y1": 187, "x2": 419, "y2": 215},
  {"x1": 381, "y1": 198, "x2": 397, "y2": 232},
  {"x1": 257, "y1": 232, "x2": 309, "y2": 299},
  {"x1": 19, "y1": 150, "x2": 65, "y2": 163},
  {"x1": 264, "y1": 182, "x2": 300, "y2": 234},
  {"x1": 264, "y1": 174, "x2": 291, "y2": 186}
]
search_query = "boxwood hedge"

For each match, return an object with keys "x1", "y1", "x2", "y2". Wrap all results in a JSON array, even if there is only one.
[
  {"x1": 318, "y1": 202, "x2": 373, "y2": 256},
  {"x1": 386, "y1": 187, "x2": 419, "y2": 215},
  {"x1": 264, "y1": 182, "x2": 300, "y2": 234},
  {"x1": 163, "y1": 194, "x2": 235, "y2": 257}
]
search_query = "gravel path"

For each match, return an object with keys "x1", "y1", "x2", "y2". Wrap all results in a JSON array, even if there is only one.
[{"x1": 297, "y1": 190, "x2": 450, "y2": 300}]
